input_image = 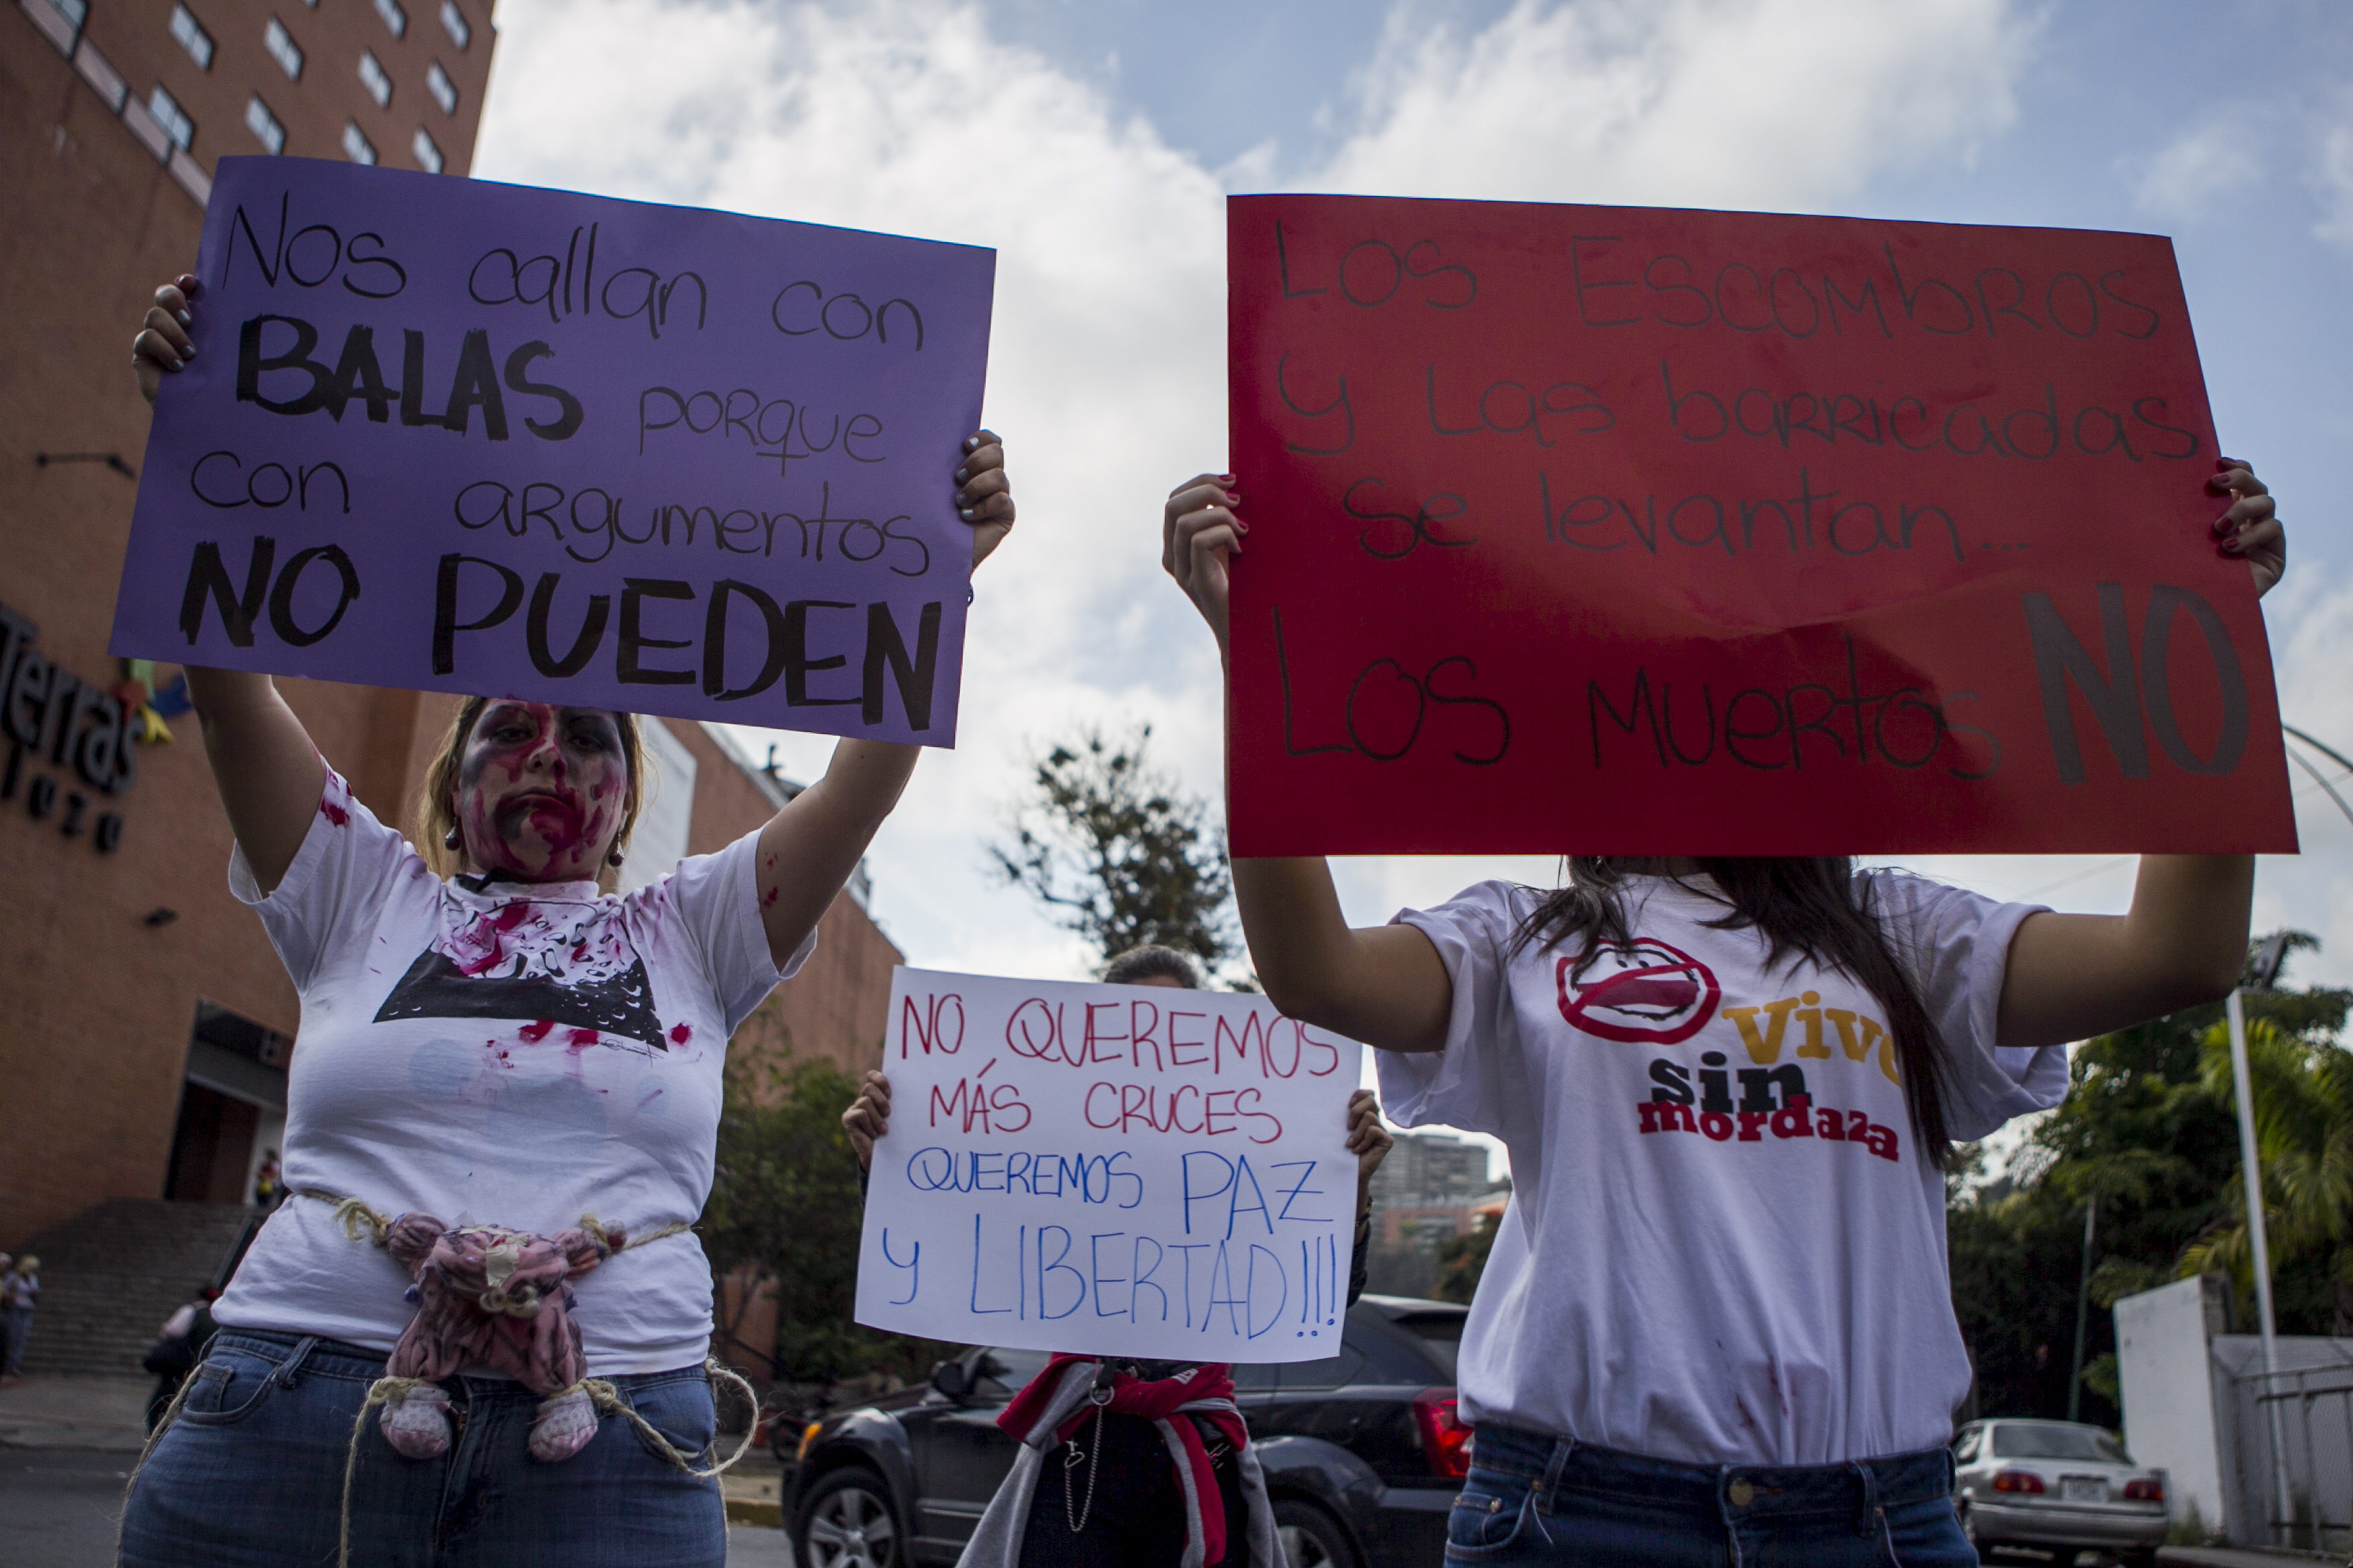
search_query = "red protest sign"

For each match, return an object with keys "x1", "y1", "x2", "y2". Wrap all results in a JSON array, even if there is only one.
[{"x1": 1225, "y1": 194, "x2": 2297, "y2": 856}]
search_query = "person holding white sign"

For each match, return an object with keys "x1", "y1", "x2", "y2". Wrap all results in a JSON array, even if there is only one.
[
  {"x1": 117, "y1": 278, "x2": 1016, "y2": 1568},
  {"x1": 842, "y1": 946, "x2": 1394, "y2": 1568},
  {"x1": 1160, "y1": 464, "x2": 2286, "y2": 1567}
]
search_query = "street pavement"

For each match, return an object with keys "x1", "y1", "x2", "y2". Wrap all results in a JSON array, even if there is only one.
[{"x1": 0, "y1": 1374, "x2": 795, "y2": 1567}]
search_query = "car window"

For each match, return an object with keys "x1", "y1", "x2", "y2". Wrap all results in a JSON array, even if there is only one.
[
  {"x1": 973, "y1": 1348, "x2": 1054, "y2": 1395},
  {"x1": 1280, "y1": 1346, "x2": 1366, "y2": 1391},
  {"x1": 1989, "y1": 1423, "x2": 2128, "y2": 1463},
  {"x1": 1952, "y1": 1430, "x2": 1981, "y2": 1462},
  {"x1": 1230, "y1": 1362, "x2": 1280, "y2": 1392},
  {"x1": 1389, "y1": 1311, "x2": 1466, "y2": 1378}
]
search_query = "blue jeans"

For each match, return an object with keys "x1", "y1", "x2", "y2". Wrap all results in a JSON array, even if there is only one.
[
  {"x1": 0, "y1": 1305, "x2": 33, "y2": 1374},
  {"x1": 1447, "y1": 1423, "x2": 1975, "y2": 1568},
  {"x1": 120, "y1": 1329, "x2": 727, "y2": 1568}
]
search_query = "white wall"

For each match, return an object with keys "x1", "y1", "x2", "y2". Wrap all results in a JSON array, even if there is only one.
[
  {"x1": 618, "y1": 718, "x2": 698, "y2": 895},
  {"x1": 2116, "y1": 1276, "x2": 2227, "y2": 1532}
]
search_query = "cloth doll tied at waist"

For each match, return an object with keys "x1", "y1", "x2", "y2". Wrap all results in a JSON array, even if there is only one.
[{"x1": 376, "y1": 1214, "x2": 619, "y2": 1462}]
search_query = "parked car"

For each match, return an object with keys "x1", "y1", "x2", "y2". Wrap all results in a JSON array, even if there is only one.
[
  {"x1": 1950, "y1": 1418, "x2": 2167, "y2": 1567},
  {"x1": 784, "y1": 1295, "x2": 1472, "y2": 1568}
]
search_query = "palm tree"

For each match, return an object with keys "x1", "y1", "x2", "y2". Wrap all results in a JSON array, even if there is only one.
[{"x1": 2178, "y1": 1018, "x2": 2353, "y2": 1334}]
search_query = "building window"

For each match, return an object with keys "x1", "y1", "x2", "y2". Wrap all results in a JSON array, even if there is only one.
[
  {"x1": 374, "y1": 0, "x2": 407, "y2": 37},
  {"x1": 342, "y1": 121, "x2": 377, "y2": 164},
  {"x1": 245, "y1": 95, "x2": 286, "y2": 153},
  {"x1": 148, "y1": 85, "x2": 195, "y2": 151},
  {"x1": 438, "y1": 0, "x2": 469, "y2": 48},
  {"x1": 358, "y1": 50, "x2": 392, "y2": 106},
  {"x1": 169, "y1": 3, "x2": 214, "y2": 69},
  {"x1": 262, "y1": 17, "x2": 303, "y2": 79},
  {"x1": 411, "y1": 126, "x2": 443, "y2": 173},
  {"x1": 426, "y1": 60, "x2": 456, "y2": 114}
]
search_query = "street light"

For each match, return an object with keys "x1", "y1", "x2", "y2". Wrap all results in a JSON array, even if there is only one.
[{"x1": 2229, "y1": 932, "x2": 2293, "y2": 1542}]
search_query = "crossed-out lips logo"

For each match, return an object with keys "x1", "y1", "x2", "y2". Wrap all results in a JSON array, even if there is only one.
[{"x1": 1556, "y1": 940, "x2": 1720, "y2": 1044}]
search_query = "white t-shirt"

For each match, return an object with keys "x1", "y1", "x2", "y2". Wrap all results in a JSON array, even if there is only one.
[
  {"x1": 1379, "y1": 872, "x2": 2065, "y2": 1467},
  {"x1": 212, "y1": 770, "x2": 807, "y2": 1374}
]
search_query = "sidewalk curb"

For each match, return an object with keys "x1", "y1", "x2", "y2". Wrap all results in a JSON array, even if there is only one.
[{"x1": 726, "y1": 1497, "x2": 784, "y2": 1528}]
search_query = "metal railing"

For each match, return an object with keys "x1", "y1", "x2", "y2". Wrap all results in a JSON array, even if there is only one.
[{"x1": 2231, "y1": 1354, "x2": 2353, "y2": 1553}]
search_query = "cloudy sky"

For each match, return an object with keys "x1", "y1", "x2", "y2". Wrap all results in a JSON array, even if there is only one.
[{"x1": 471, "y1": 0, "x2": 2353, "y2": 1024}]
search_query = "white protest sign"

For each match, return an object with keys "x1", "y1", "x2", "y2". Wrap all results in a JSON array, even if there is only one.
[{"x1": 854, "y1": 967, "x2": 1363, "y2": 1362}]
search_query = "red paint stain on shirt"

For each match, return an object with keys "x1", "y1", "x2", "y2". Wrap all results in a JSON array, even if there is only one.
[
  {"x1": 319, "y1": 799, "x2": 350, "y2": 827},
  {"x1": 669, "y1": 1023, "x2": 692, "y2": 1045},
  {"x1": 518, "y1": 1020, "x2": 556, "y2": 1043},
  {"x1": 567, "y1": 1028, "x2": 599, "y2": 1050}
]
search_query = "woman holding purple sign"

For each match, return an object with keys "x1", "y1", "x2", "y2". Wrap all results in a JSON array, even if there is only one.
[
  {"x1": 1160, "y1": 463, "x2": 2285, "y2": 1567},
  {"x1": 119, "y1": 277, "x2": 1016, "y2": 1568}
]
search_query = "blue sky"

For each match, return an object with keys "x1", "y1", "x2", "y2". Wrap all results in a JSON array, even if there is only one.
[{"x1": 471, "y1": 0, "x2": 2353, "y2": 1030}]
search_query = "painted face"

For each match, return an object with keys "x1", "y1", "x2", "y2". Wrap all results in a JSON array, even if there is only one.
[{"x1": 452, "y1": 701, "x2": 631, "y2": 882}]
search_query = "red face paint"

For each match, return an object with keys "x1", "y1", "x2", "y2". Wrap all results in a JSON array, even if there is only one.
[{"x1": 450, "y1": 702, "x2": 629, "y2": 884}]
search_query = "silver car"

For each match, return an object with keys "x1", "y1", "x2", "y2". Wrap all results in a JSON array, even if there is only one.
[{"x1": 1951, "y1": 1419, "x2": 2167, "y2": 1566}]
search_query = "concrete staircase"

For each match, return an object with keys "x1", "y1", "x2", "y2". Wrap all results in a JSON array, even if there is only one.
[{"x1": 12, "y1": 1200, "x2": 256, "y2": 1379}]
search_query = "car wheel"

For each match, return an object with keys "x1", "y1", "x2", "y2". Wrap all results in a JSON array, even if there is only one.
[
  {"x1": 796, "y1": 1467, "x2": 902, "y2": 1568},
  {"x1": 1273, "y1": 1499, "x2": 1361, "y2": 1568}
]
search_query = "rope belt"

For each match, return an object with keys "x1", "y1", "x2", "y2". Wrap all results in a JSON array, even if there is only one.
[{"x1": 130, "y1": 1189, "x2": 756, "y2": 1568}]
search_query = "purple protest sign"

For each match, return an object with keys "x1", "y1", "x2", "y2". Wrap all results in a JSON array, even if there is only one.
[{"x1": 110, "y1": 157, "x2": 994, "y2": 746}]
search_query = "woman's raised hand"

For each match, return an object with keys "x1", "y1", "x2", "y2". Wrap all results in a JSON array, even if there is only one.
[
  {"x1": 957, "y1": 431, "x2": 1014, "y2": 569},
  {"x1": 132, "y1": 276, "x2": 201, "y2": 407},
  {"x1": 844, "y1": 1070, "x2": 892, "y2": 1171},
  {"x1": 1162, "y1": 472, "x2": 1244, "y2": 653},
  {"x1": 1345, "y1": 1089, "x2": 1392, "y2": 1191},
  {"x1": 2209, "y1": 458, "x2": 2284, "y2": 597}
]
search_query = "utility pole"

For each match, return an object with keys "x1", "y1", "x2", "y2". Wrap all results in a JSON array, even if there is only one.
[
  {"x1": 2229, "y1": 932, "x2": 2295, "y2": 1540},
  {"x1": 2067, "y1": 1194, "x2": 2097, "y2": 1423}
]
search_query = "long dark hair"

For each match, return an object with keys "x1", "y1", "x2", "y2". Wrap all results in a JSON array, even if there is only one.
[{"x1": 1515, "y1": 857, "x2": 1952, "y2": 1166}]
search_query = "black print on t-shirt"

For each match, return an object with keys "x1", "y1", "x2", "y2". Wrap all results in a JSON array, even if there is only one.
[{"x1": 372, "y1": 899, "x2": 668, "y2": 1054}]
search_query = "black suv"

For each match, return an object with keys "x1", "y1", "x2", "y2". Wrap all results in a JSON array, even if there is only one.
[{"x1": 784, "y1": 1296, "x2": 1472, "y2": 1568}]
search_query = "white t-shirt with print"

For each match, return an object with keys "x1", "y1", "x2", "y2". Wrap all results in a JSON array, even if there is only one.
[
  {"x1": 211, "y1": 770, "x2": 807, "y2": 1375},
  {"x1": 1378, "y1": 872, "x2": 2064, "y2": 1467}
]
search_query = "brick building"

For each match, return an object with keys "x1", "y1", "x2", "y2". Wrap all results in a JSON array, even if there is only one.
[{"x1": 0, "y1": 0, "x2": 905, "y2": 1266}]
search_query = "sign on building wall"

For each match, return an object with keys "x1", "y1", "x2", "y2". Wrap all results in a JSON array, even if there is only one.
[
  {"x1": 112, "y1": 158, "x2": 996, "y2": 747},
  {"x1": 1225, "y1": 194, "x2": 2296, "y2": 855},
  {"x1": 856, "y1": 968, "x2": 1363, "y2": 1362}
]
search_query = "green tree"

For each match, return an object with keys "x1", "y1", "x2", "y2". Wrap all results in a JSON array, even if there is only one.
[
  {"x1": 1433, "y1": 1216, "x2": 1496, "y2": 1305},
  {"x1": 701, "y1": 1049, "x2": 948, "y2": 1387},
  {"x1": 2178, "y1": 1016, "x2": 2353, "y2": 1334},
  {"x1": 1946, "y1": 934, "x2": 2350, "y2": 1422},
  {"x1": 990, "y1": 723, "x2": 1234, "y2": 971}
]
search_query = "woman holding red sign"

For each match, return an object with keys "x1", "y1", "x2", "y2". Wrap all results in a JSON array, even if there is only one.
[
  {"x1": 118, "y1": 278, "x2": 1016, "y2": 1568},
  {"x1": 1160, "y1": 464, "x2": 2284, "y2": 1566}
]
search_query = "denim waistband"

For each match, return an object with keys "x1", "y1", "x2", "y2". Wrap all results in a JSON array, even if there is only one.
[
  {"x1": 1468, "y1": 1422, "x2": 1955, "y2": 1522},
  {"x1": 208, "y1": 1329, "x2": 709, "y2": 1395}
]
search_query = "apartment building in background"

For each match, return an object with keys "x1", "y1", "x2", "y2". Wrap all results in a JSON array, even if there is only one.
[{"x1": 1, "y1": 1, "x2": 906, "y2": 1288}]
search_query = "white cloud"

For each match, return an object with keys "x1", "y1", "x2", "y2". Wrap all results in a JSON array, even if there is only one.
[
  {"x1": 2314, "y1": 116, "x2": 2353, "y2": 246},
  {"x1": 481, "y1": 0, "x2": 2335, "y2": 1008},
  {"x1": 1308, "y1": 0, "x2": 2036, "y2": 209},
  {"x1": 2128, "y1": 114, "x2": 2266, "y2": 220}
]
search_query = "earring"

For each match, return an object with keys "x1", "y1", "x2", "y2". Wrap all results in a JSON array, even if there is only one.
[
  {"x1": 606, "y1": 846, "x2": 625, "y2": 868},
  {"x1": 444, "y1": 825, "x2": 462, "y2": 850}
]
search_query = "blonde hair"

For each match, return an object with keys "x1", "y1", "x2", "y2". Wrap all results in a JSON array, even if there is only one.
[{"x1": 413, "y1": 697, "x2": 646, "y2": 891}]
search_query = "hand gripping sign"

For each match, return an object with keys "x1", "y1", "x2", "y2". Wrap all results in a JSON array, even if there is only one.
[
  {"x1": 110, "y1": 157, "x2": 994, "y2": 746},
  {"x1": 855, "y1": 968, "x2": 1363, "y2": 1362},
  {"x1": 1225, "y1": 194, "x2": 2297, "y2": 855}
]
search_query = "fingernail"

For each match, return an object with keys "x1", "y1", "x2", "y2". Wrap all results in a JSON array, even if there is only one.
[
  {"x1": 965, "y1": 436, "x2": 980, "y2": 450},
  {"x1": 182, "y1": 343, "x2": 196, "y2": 358},
  {"x1": 955, "y1": 467, "x2": 968, "y2": 482},
  {"x1": 960, "y1": 507, "x2": 975, "y2": 521},
  {"x1": 1237, "y1": 522, "x2": 1251, "y2": 533},
  {"x1": 175, "y1": 310, "x2": 192, "y2": 326}
]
